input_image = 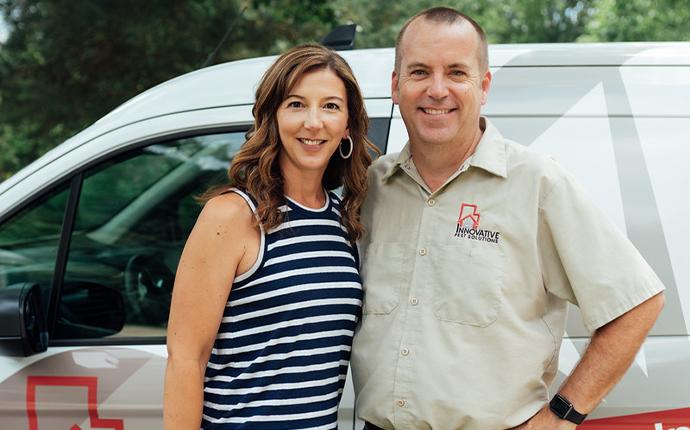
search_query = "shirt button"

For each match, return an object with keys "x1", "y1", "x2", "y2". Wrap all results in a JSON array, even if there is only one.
[
  {"x1": 410, "y1": 297, "x2": 419, "y2": 306},
  {"x1": 419, "y1": 247, "x2": 427, "y2": 256},
  {"x1": 401, "y1": 347, "x2": 410, "y2": 356},
  {"x1": 396, "y1": 399, "x2": 406, "y2": 407},
  {"x1": 427, "y1": 198, "x2": 436, "y2": 207}
]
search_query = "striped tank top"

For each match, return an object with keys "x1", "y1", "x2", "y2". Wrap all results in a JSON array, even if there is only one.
[{"x1": 202, "y1": 189, "x2": 362, "y2": 430}]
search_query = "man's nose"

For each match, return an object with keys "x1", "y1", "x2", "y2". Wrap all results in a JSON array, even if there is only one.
[
  {"x1": 427, "y1": 74, "x2": 449, "y2": 99},
  {"x1": 304, "y1": 108, "x2": 324, "y2": 129}
]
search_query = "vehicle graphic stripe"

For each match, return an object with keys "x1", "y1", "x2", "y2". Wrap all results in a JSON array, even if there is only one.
[{"x1": 604, "y1": 74, "x2": 685, "y2": 334}]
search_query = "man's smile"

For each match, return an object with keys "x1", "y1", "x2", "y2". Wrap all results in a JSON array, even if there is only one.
[{"x1": 419, "y1": 107, "x2": 456, "y2": 115}]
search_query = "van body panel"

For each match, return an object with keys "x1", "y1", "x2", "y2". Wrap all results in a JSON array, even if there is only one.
[
  {"x1": 490, "y1": 42, "x2": 690, "y2": 66},
  {"x1": 486, "y1": 66, "x2": 690, "y2": 117},
  {"x1": 557, "y1": 337, "x2": 690, "y2": 419}
]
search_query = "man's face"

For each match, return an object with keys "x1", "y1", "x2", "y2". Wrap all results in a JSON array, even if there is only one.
[{"x1": 393, "y1": 19, "x2": 491, "y2": 149}]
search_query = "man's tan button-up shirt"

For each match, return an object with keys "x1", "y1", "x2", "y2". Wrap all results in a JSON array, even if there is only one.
[{"x1": 351, "y1": 118, "x2": 665, "y2": 430}]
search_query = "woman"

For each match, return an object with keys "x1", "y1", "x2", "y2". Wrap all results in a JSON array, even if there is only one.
[{"x1": 164, "y1": 43, "x2": 377, "y2": 429}]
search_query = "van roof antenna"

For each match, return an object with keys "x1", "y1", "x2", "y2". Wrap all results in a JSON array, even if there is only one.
[
  {"x1": 202, "y1": 2, "x2": 248, "y2": 68},
  {"x1": 321, "y1": 24, "x2": 356, "y2": 51}
]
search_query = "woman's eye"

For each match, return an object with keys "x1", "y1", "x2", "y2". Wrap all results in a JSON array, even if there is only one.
[
  {"x1": 324, "y1": 102, "x2": 340, "y2": 110},
  {"x1": 286, "y1": 101, "x2": 303, "y2": 108}
]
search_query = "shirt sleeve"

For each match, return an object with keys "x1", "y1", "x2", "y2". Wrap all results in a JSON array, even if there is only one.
[{"x1": 537, "y1": 171, "x2": 665, "y2": 332}]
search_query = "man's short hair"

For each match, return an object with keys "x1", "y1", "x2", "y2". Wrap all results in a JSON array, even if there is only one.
[{"x1": 394, "y1": 7, "x2": 489, "y2": 73}]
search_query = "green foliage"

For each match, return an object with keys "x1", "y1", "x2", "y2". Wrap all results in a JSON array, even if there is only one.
[
  {"x1": 0, "y1": 0, "x2": 688, "y2": 180},
  {"x1": 0, "y1": 0, "x2": 240, "y2": 178},
  {"x1": 336, "y1": 0, "x2": 595, "y2": 48},
  {"x1": 0, "y1": 0, "x2": 337, "y2": 179},
  {"x1": 0, "y1": 121, "x2": 46, "y2": 179},
  {"x1": 480, "y1": 0, "x2": 594, "y2": 43},
  {"x1": 249, "y1": 0, "x2": 337, "y2": 51},
  {"x1": 580, "y1": 0, "x2": 690, "y2": 42}
]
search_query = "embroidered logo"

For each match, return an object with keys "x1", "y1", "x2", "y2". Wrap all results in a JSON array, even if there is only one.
[
  {"x1": 458, "y1": 203, "x2": 481, "y2": 229},
  {"x1": 454, "y1": 203, "x2": 501, "y2": 244}
]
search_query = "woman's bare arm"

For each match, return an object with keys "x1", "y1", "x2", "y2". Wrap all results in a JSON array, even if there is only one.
[{"x1": 163, "y1": 193, "x2": 259, "y2": 429}]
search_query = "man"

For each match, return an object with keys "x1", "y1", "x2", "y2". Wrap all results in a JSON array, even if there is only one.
[{"x1": 350, "y1": 7, "x2": 665, "y2": 430}]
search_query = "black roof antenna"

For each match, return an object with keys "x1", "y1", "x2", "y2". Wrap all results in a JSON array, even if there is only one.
[
  {"x1": 202, "y1": 3, "x2": 248, "y2": 68},
  {"x1": 321, "y1": 24, "x2": 356, "y2": 51}
]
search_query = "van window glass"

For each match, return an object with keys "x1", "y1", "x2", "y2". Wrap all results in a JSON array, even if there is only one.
[
  {"x1": 368, "y1": 118, "x2": 390, "y2": 155},
  {"x1": 0, "y1": 185, "x2": 70, "y2": 313},
  {"x1": 54, "y1": 131, "x2": 246, "y2": 340},
  {"x1": 74, "y1": 147, "x2": 184, "y2": 230}
]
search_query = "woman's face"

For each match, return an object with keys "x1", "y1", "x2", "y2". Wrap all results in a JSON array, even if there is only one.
[{"x1": 276, "y1": 67, "x2": 349, "y2": 179}]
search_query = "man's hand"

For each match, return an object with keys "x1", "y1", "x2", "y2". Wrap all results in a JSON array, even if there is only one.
[{"x1": 508, "y1": 406, "x2": 577, "y2": 430}]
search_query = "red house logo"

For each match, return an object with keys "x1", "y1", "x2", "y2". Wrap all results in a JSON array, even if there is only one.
[
  {"x1": 26, "y1": 376, "x2": 124, "y2": 430},
  {"x1": 457, "y1": 203, "x2": 480, "y2": 230}
]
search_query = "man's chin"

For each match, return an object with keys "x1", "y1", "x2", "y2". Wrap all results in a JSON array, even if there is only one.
[{"x1": 414, "y1": 131, "x2": 457, "y2": 147}]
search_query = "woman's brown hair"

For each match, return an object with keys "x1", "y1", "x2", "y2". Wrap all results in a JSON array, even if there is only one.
[{"x1": 207, "y1": 43, "x2": 378, "y2": 240}]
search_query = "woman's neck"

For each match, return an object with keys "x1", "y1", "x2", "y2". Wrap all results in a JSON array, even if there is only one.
[{"x1": 281, "y1": 167, "x2": 326, "y2": 209}]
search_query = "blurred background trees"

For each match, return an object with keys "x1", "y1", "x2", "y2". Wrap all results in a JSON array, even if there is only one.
[{"x1": 1, "y1": 0, "x2": 688, "y2": 179}]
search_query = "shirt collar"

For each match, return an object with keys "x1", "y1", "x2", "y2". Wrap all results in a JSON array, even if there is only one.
[
  {"x1": 470, "y1": 117, "x2": 508, "y2": 178},
  {"x1": 381, "y1": 142, "x2": 414, "y2": 182},
  {"x1": 381, "y1": 117, "x2": 507, "y2": 183}
]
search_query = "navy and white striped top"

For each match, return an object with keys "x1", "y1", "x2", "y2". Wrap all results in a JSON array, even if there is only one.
[{"x1": 202, "y1": 189, "x2": 362, "y2": 430}]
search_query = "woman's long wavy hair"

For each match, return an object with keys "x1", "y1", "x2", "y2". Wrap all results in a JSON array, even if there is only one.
[{"x1": 208, "y1": 43, "x2": 378, "y2": 240}]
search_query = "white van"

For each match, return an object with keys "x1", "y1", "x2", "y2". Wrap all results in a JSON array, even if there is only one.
[{"x1": 1, "y1": 42, "x2": 689, "y2": 429}]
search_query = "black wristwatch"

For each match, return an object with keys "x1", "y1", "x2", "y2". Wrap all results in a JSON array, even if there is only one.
[{"x1": 549, "y1": 393, "x2": 587, "y2": 424}]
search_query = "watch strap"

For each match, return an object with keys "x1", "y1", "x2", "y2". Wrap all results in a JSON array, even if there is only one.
[{"x1": 549, "y1": 393, "x2": 587, "y2": 425}]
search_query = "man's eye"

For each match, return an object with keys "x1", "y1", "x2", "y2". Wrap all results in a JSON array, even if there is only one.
[
  {"x1": 411, "y1": 69, "x2": 427, "y2": 76},
  {"x1": 451, "y1": 70, "x2": 466, "y2": 77},
  {"x1": 324, "y1": 102, "x2": 340, "y2": 110}
]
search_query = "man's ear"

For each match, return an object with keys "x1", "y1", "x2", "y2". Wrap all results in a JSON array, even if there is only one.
[
  {"x1": 480, "y1": 69, "x2": 492, "y2": 105},
  {"x1": 391, "y1": 70, "x2": 399, "y2": 105}
]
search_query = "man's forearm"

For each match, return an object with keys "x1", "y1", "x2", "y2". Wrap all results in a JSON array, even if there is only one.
[
  {"x1": 558, "y1": 292, "x2": 665, "y2": 413},
  {"x1": 512, "y1": 293, "x2": 665, "y2": 430}
]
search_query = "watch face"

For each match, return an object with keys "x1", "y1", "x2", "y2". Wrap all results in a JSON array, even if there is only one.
[{"x1": 550, "y1": 396, "x2": 572, "y2": 417}]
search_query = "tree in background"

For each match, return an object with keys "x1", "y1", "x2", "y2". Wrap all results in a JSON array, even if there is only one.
[
  {"x1": 0, "y1": 0, "x2": 337, "y2": 179},
  {"x1": 580, "y1": 0, "x2": 690, "y2": 42},
  {"x1": 337, "y1": 0, "x2": 595, "y2": 47},
  {"x1": 0, "y1": 0, "x2": 687, "y2": 179}
]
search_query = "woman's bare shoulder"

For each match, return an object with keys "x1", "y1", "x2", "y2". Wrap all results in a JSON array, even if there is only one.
[{"x1": 196, "y1": 192, "x2": 255, "y2": 236}]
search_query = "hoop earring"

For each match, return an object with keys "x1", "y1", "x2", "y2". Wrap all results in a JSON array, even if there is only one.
[{"x1": 339, "y1": 136, "x2": 353, "y2": 159}]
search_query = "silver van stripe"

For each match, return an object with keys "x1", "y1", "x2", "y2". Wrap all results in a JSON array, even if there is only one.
[{"x1": 604, "y1": 74, "x2": 684, "y2": 334}]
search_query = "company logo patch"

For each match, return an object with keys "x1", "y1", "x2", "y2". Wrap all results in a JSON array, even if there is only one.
[{"x1": 454, "y1": 203, "x2": 501, "y2": 244}]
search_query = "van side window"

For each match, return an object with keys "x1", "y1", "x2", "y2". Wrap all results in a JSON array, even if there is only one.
[
  {"x1": 368, "y1": 118, "x2": 391, "y2": 155},
  {"x1": 0, "y1": 185, "x2": 70, "y2": 316},
  {"x1": 53, "y1": 131, "x2": 246, "y2": 340}
]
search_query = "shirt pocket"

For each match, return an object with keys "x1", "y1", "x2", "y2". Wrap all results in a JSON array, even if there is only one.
[
  {"x1": 432, "y1": 242, "x2": 505, "y2": 327},
  {"x1": 360, "y1": 242, "x2": 405, "y2": 315}
]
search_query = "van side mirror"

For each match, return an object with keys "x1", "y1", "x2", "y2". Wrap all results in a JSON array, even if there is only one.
[
  {"x1": 0, "y1": 283, "x2": 48, "y2": 357},
  {"x1": 53, "y1": 282, "x2": 125, "y2": 339}
]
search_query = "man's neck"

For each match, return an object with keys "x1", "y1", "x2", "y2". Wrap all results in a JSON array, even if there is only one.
[{"x1": 410, "y1": 128, "x2": 484, "y2": 193}]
